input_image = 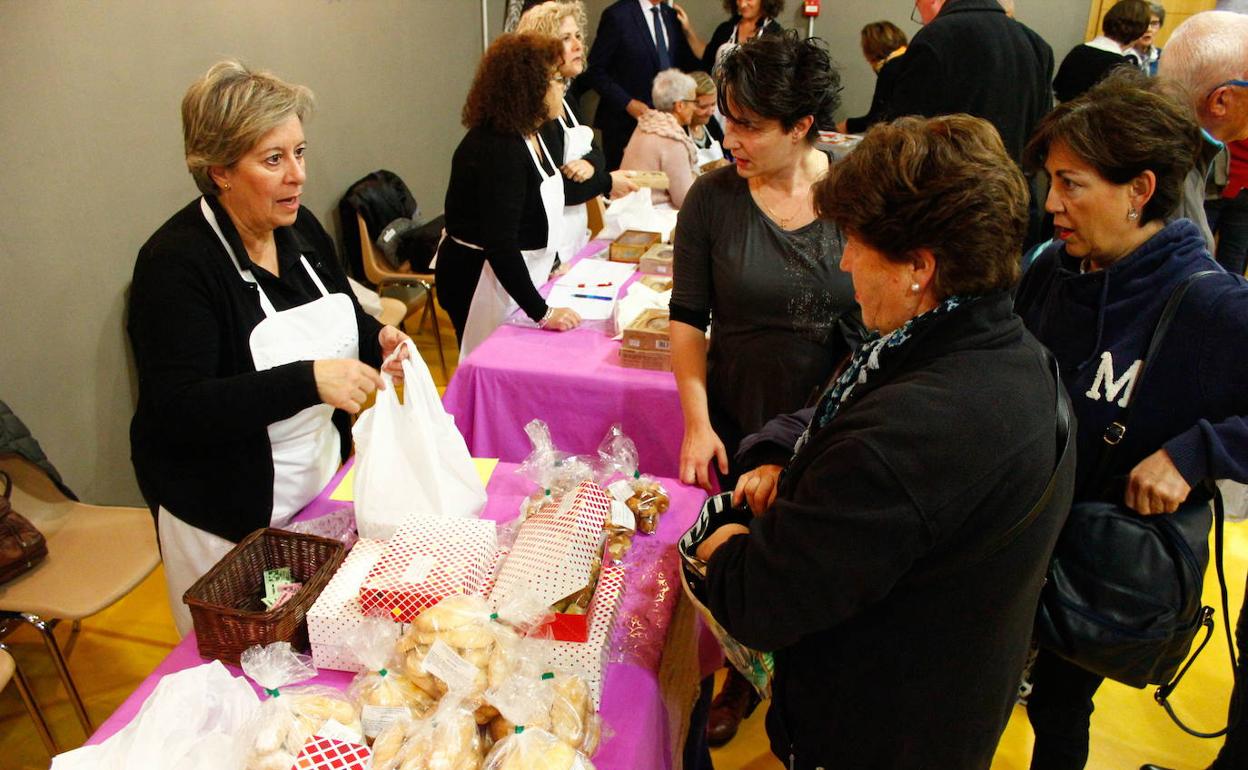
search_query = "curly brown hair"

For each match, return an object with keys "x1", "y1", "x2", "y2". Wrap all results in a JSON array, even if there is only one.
[
  {"x1": 462, "y1": 33, "x2": 563, "y2": 135},
  {"x1": 721, "y1": 0, "x2": 785, "y2": 18},
  {"x1": 815, "y1": 115, "x2": 1028, "y2": 298}
]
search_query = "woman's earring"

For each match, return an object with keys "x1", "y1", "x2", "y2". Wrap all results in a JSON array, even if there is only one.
[
  {"x1": 910, "y1": 282, "x2": 921, "y2": 294},
  {"x1": 1127, "y1": 206, "x2": 1140, "y2": 221}
]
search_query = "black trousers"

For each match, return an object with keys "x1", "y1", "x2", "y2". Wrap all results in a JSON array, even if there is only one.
[
  {"x1": 1211, "y1": 570, "x2": 1248, "y2": 770},
  {"x1": 1026, "y1": 649, "x2": 1104, "y2": 770}
]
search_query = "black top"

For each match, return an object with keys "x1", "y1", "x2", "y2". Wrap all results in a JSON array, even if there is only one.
[
  {"x1": 881, "y1": 0, "x2": 1054, "y2": 162},
  {"x1": 538, "y1": 96, "x2": 612, "y2": 206},
  {"x1": 844, "y1": 53, "x2": 905, "y2": 135},
  {"x1": 128, "y1": 195, "x2": 383, "y2": 542},
  {"x1": 699, "y1": 15, "x2": 784, "y2": 74},
  {"x1": 705, "y1": 292, "x2": 1065, "y2": 769},
  {"x1": 437, "y1": 126, "x2": 559, "y2": 324},
  {"x1": 1053, "y1": 43, "x2": 1130, "y2": 103},
  {"x1": 671, "y1": 165, "x2": 856, "y2": 440}
]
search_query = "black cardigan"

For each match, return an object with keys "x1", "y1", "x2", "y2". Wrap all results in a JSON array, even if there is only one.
[
  {"x1": 128, "y1": 196, "x2": 383, "y2": 542},
  {"x1": 704, "y1": 292, "x2": 1067, "y2": 769},
  {"x1": 844, "y1": 53, "x2": 905, "y2": 135},
  {"x1": 699, "y1": 15, "x2": 783, "y2": 74}
]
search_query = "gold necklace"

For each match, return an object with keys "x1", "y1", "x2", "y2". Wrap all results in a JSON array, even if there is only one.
[{"x1": 754, "y1": 185, "x2": 808, "y2": 228}]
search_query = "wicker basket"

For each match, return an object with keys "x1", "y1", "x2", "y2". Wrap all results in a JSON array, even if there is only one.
[{"x1": 184, "y1": 527, "x2": 346, "y2": 666}]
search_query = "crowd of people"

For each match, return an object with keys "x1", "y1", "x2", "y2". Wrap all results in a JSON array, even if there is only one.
[{"x1": 125, "y1": 1, "x2": 1248, "y2": 769}]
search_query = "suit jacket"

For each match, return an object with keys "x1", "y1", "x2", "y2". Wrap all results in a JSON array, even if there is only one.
[
  {"x1": 585, "y1": 1, "x2": 697, "y2": 129},
  {"x1": 881, "y1": 0, "x2": 1053, "y2": 162}
]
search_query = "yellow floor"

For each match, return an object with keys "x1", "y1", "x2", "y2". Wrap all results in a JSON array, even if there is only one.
[{"x1": 1, "y1": 299, "x2": 1241, "y2": 769}]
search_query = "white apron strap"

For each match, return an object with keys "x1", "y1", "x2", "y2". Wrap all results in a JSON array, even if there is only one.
[
  {"x1": 557, "y1": 97, "x2": 579, "y2": 130},
  {"x1": 200, "y1": 196, "x2": 279, "y2": 317},
  {"x1": 298, "y1": 256, "x2": 331, "y2": 298},
  {"x1": 524, "y1": 133, "x2": 557, "y2": 180}
]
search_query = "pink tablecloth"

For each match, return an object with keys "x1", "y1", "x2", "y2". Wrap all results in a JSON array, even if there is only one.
[
  {"x1": 442, "y1": 241, "x2": 684, "y2": 478},
  {"x1": 88, "y1": 459, "x2": 712, "y2": 770}
]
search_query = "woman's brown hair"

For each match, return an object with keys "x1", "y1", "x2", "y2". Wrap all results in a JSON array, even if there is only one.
[
  {"x1": 1023, "y1": 68, "x2": 1201, "y2": 224},
  {"x1": 816, "y1": 115, "x2": 1029, "y2": 298},
  {"x1": 860, "y1": 21, "x2": 908, "y2": 65},
  {"x1": 462, "y1": 33, "x2": 563, "y2": 135}
]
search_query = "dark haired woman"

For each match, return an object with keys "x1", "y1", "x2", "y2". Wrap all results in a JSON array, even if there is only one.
[
  {"x1": 1053, "y1": 0, "x2": 1151, "y2": 102},
  {"x1": 838, "y1": 20, "x2": 908, "y2": 134},
  {"x1": 696, "y1": 113, "x2": 1067, "y2": 769},
  {"x1": 434, "y1": 32, "x2": 583, "y2": 358},
  {"x1": 674, "y1": 0, "x2": 785, "y2": 75},
  {"x1": 670, "y1": 30, "x2": 857, "y2": 749},
  {"x1": 1017, "y1": 70, "x2": 1248, "y2": 770}
]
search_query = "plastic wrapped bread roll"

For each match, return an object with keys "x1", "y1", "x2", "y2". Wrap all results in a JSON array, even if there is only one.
[{"x1": 482, "y1": 726, "x2": 596, "y2": 770}]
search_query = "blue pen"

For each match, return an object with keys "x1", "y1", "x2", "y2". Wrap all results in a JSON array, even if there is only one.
[{"x1": 572, "y1": 293, "x2": 613, "y2": 301}]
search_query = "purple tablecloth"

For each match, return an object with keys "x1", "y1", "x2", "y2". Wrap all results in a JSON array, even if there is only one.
[
  {"x1": 442, "y1": 241, "x2": 684, "y2": 478},
  {"x1": 88, "y1": 459, "x2": 713, "y2": 770}
]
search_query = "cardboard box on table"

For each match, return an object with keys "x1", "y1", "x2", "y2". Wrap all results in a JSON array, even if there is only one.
[
  {"x1": 637, "y1": 243, "x2": 673, "y2": 276},
  {"x1": 359, "y1": 516, "x2": 498, "y2": 623},
  {"x1": 619, "y1": 308, "x2": 672, "y2": 371},
  {"x1": 307, "y1": 538, "x2": 389, "y2": 672},
  {"x1": 610, "y1": 230, "x2": 662, "y2": 263},
  {"x1": 488, "y1": 482, "x2": 611, "y2": 642}
]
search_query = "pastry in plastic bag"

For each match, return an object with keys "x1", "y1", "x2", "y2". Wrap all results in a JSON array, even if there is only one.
[
  {"x1": 236, "y1": 642, "x2": 364, "y2": 770},
  {"x1": 483, "y1": 726, "x2": 596, "y2": 770},
  {"x1": 372, "y1": 695, "x2": 484, "y2": 770},
  {"x1": 347, "y1": 617, "x2": 435, "y2": 738},
  {"x1": 598, "y1": 423, "x2": 669, "y2": 535}
]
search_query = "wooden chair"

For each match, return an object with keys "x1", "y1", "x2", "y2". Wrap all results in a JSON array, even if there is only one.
[
  {"x1": 356, "y1": 213, "x2": 447, "y2": 378},
  {"x1": 0, "y1": 454, "x2": 159, "y2": 739},
  {"x1": 586, "y1": 196, "x2": 606, "y2": 240}
]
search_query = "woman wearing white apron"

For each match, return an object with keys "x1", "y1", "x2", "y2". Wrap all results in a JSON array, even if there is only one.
[
  {"x1": 128, "y1": 61, "x2": 411, "y2": 635},
  {"x1": 434, "y1": 34, "x2": 583, "y2": 359},
  {"x1": 519, "y1": 2, "x2": 639, "y2": 264},
  {"x1": 673, "y1": 0, "x2": 785, "y2": 76},
  {"x1": 688, "y1": 71, "x2": 728, "y2": 171}
]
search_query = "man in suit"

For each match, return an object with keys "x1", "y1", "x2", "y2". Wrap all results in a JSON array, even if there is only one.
[{"x1": 585, "y1": 0, "x2": 698, "y2": 171}]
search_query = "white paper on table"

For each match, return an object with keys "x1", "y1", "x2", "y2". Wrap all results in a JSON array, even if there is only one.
[
  {"x1": 612, "y1": 281, "x2": 672, "y2": 338},
  {"x1": 51, "y1": 661, "x2": 260, "y2": 770},
  {"x1": 545, "y1": 284, "x2": 619, "y2": 320},
  {"x1": 554, "y1": 259, "x2": 637, "y2": 290}
]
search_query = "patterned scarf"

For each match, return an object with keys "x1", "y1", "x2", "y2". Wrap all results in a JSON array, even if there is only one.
[{"x1": 793, "y1": 295, "x2": 971, "y2": 455}]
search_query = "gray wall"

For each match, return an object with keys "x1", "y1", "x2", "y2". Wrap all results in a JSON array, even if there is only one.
[
  {"x1": 0, "y1": 0, "x2": 1086, "y2": 507},
  {"x1": 0, "y1": 0, "x2": 483, "y2": 505}
]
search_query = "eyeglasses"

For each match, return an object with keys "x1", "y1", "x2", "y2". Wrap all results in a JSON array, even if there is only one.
[
  {"x1": 1207, "y1": 79, "x2": 1248, "y2": 100},
  {"x1": 910, "y1": 2, "x2": 922, "y2": 25}
]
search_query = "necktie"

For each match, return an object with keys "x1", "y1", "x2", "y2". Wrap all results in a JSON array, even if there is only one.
[{"x1": 651, "y1": 6, "x2": 671, "y2": 70}]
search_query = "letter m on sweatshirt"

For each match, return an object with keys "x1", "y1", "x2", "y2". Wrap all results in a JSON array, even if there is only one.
[{"x1": 1084, "y1": 352, "x2": 1141, "y2": 407}]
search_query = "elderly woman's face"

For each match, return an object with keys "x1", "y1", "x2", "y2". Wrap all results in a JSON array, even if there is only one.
[
  {"x1": 214, "y1": 114, "x2": 306, "y2": 236},
  {"x1": 1136, "y1": 15, "x2": 1161, "y2": 48},
  {"x1": 840, "y1": 234, "x2": 922, "y2": 334},
  {"x1": 1043, "y1": 140, "x2": 1146, "y2": 264},
  {"x1": 557, "y1": 15, "x2": 585, "y2": 78}
]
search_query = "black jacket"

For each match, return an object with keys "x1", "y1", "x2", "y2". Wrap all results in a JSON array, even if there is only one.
[
  {"x1": 844, "y1": 53, "x2": 905, "y2": 135},
  {"x1": 698, "y1": 15, "x2": 783, "y2": 74},
  {"x1": 128, "y1": 196, "x2": 383, "y2": 542},
  {"x1": 705, "y1": 292, "x2": 1068, "y2": 769},
  {"x1": 882, "y1": 0, "x2": 1054, "y2": 161},
  {"x1": 1053, "y1": 43, "x2": 1129, "y2": 103}
]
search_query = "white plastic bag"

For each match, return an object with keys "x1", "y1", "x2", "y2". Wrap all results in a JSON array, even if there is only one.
[
  {"x1": 597, "y1": 188, "x2": 677, "y2": 242},
  {"x1": 353, "y1": 339, "x2": 487, "y2": 539},
  {"x1": 51, "y1": 661, "x2": 260, "y2": 770}
]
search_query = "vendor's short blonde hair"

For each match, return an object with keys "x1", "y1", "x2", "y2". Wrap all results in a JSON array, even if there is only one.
[
  {"x1": 182, "y1": 59, "x2": 314, "y2": 195},
  {"x1": 691, "y1": 71, "x2": 716, "y2": 97},
  {"x1": 515, "y1": 0, "x2": 587, "y2": 38}
]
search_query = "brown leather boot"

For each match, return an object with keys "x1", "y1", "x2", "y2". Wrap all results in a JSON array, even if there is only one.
[{"x1": 706, "y1": 668, "x2": 760, "y2": 747}]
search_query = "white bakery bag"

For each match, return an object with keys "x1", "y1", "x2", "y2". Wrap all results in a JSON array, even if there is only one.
[{"x1": 352, "y1": 340, "x2": 486, "y2": 539}]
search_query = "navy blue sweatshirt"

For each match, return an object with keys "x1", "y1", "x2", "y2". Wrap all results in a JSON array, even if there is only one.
[{"x1": 1014, "y1": 219, "x2": 1248, "y2": 499}]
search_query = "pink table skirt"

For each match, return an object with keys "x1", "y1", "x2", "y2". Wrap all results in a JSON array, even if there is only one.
[
  {"x1": 442, "y1": 241, "x2": 684, "y2": 479},
  {"x1": 88, "y1": 459, "x2": 716, "y2": 770}
]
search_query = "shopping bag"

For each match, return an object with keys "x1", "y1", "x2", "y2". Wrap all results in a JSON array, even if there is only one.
[
  {"x1": 598, "y1": 188, "x2": 677, "y2": 241},
  {"x1": 352, "y1": 340, "x2": 486, "y2": 539}
]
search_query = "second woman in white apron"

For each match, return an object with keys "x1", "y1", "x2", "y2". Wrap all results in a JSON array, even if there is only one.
[
  {"x1": 520, "y1": 1, "x2": 639, "y2": 264},
  {"x1": 435, "y1": 33, "x2": 584, "y2": 359}
]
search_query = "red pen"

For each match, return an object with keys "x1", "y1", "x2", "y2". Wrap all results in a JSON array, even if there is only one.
[{"x1": 575, "y1": 282, "x2": 613, "y2": 288}]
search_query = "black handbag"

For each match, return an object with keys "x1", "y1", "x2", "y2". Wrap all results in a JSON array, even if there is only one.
[
  {"x1": 1035, "y1": 270, "x2": 1238, "y2": 737},
  {"x1": 0, "y1": 469, "x2": 49, "y2": 584}
]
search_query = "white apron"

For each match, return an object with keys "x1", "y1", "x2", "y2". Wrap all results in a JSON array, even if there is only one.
[
  {"x1": 557, "y1": 98, "x2": 595, "y2": 262},
  {"x1": 693, "y1": 129, "x2": 725, "y2": 169},
  {"x1": 163, "y1": 199, "x2": 360, "y2": 636},
  {"x1": 459, "y1": 134, "x2": 564, "y2": 358}
]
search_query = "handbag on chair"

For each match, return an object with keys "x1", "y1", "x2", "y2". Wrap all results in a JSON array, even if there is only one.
[
  {"x1": 0, "y1": 470, "x2": 49, "y2": 584},
  {"x1": 1035, "y1": 270, "x2": 1238, "y2": 737}
]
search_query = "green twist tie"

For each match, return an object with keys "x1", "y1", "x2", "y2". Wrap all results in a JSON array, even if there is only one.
[
  {"x1": 544, "y1": 488, "x2": 552, "y2": 497},
  {"x1": 541, "y1": 672, "x2": 555, "y2": 680},
  {"x1": 515, "y1": 725, "x2": 525, "y2": 734},
  {"x1": 378, "y1": 668, "x2": 388, "y2": 677},
  {"x1": 633, "y1": 470, "x2": 641, "y2": 479},
  {"x1": 264, "y1": 687, "x2": 281, "y2": 698},
  {"x1": 489, "y1": 613, "x2": 499, "y2": 620}
]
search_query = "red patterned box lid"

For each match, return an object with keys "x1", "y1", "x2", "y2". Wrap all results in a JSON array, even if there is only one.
[
  {"x1": 533, "y1": 563, "x2": 626, "y2": 705},
  {"x1": 359, "y1": 516, "x2": 497, "y2": 623},
  {"x1": 292, "y1": 736, "x2": 371, "y2": 769}
]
